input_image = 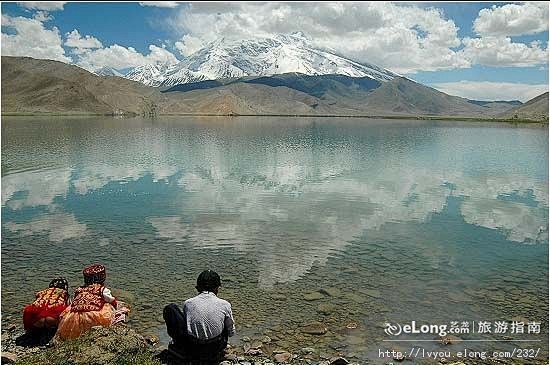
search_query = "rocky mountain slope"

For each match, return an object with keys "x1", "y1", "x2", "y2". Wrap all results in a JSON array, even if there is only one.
[
  {"x1": 163, "y1": 73, "x2": 521, "y2": 117},
  {"x1": 2, "y1": 56, "x2": 160, "y2": 114},
  {"x1": 1, "y1": 56, "x2": 533, "y2": 119},
  {"x1": 500, "y1": 92, "x2": 549, "y2": 121}
]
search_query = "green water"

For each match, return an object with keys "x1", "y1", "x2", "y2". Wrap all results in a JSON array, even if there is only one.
[{"x1": 2, "y1": 116, "x2": 548, "y2": 363}]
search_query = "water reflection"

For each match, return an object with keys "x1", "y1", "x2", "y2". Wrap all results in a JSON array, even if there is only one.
[
  {"x1": 2, "y1": 168, "x2": 72, "y2": 209},
  {"x1": 2, "y1": 118, "x2": 548, "y2": 291},
  {"x1": 4, "y1": 212, "x2": 87, "y2": 243},
  {"x1": 2, "y1": 117, "x2": 548, "y2": 361}
]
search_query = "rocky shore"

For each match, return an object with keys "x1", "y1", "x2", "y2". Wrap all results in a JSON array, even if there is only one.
[
  {"x1": 2, "y1": 322, "x2": 548, "y2": 365},
  {"x1": 1, "y1": 323, "x2": 361, "y2": 365}
]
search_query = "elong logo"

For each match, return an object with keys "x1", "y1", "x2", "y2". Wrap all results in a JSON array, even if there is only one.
[{"x1": 384, "y1": 321, "x2": 449, "y2": 337}]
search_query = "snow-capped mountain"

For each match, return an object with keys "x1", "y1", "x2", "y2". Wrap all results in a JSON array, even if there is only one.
[
  {"x1": 124, "y1": 62, "x2": 177, "y2": 87},
  {"x1": 124, "y1": 32, "x2": 397, "y2": 87},
  {"x1": 93, "y1": 66, "x2": 124, "y2": 77}
]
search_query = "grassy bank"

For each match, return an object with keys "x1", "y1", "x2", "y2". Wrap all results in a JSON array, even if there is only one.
[{"x1": 15, "y1": 326, "x2": 161, "y2": 365}]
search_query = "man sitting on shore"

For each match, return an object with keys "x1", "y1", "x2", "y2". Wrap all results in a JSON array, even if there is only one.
[{"x1": 163, "y1": 270, "x2": 236, "y2": 362}]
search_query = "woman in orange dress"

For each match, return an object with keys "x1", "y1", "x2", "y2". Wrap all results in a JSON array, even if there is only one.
[
  {"x1": 55, "y1": 264, "x2": 122, "y2": 340},
  {"x1": 23, "y1": 278, "x2": 70, "y2": 333}
]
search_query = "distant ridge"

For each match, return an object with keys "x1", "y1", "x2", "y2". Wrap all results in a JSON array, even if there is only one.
[
  {"x1": 500, "y1": 92, "x2": 549, "y2": 121},
  {"x1": 2, "y1": 56, "x2": 540, "y2": 121}
]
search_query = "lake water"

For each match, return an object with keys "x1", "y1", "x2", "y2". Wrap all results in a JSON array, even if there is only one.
[{"x1": 2, "y1": 116, "x2": 548, "y2": 363}]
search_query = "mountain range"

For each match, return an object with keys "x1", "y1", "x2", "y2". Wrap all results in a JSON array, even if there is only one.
[
  {"x1": 123, "y1": 33, "x2": 397, "y2": 87},
  {"x1": 1, "y1": 32, "x2": 547, "y2": 122}
]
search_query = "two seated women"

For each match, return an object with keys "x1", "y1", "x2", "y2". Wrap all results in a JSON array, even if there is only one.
[{"x1": 23, "y1": 264, "x2": 128, "y2": 342}]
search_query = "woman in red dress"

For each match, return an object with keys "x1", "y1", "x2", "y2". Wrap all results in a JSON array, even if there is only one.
[
  {"x1": 23, "y1": 278, "x2": 70, "y2": 333},
  {"x1": 55, "y1": 264, "x2": 128, "y2": 340}
]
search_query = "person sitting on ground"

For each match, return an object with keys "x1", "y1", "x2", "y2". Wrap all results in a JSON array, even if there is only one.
[
  {"x1": 163, "y1": 270, "x2": 236, "y2": 361},
  {"x1": 23, "y1": 277, "x2": 70, "y2": 335},
  {"x1": 55, "y1": 264, "x2": 128, "y2": 340}
]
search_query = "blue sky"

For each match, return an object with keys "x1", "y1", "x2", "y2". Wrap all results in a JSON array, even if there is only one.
[{"x1": 1, "y1": 2, "x2": 548, "y2": 101}]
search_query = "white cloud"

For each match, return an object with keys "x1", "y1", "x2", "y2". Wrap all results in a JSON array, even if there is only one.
[
  {"x1": 65, "y1": 29, "x2": 103, "y2": 54},
  {"x1": 1, "y1": 14, "x2": 71, "y2": 63},
  {"x1": 17, "y1": 2, "x2": 66, "y2": 11},
  {"x1": 139, "y1": 2, "x2": 179, "y2": 8},
  {"x1": 460, "y1": 36, "x2": 548, "y2": 68},
  {"x1": 1, "y1": 11, "x2": 179, "y2": 71},
  {"x1": 432, "y1": 81, "x2": 548, "y2": 102},
  {"x1": 473, "y1": 2, "x2": 549, "y2": 37},
  {"x1": 75, "y1": 44, "x2": 178, "y2": 70},
  {"x1": 33, "y1": 10, "x2": 51, "y2": 22},
  {"x1": 167, "y1": 2, "x2": 468, "y2": 74},
  {"x1": 146, "y1": 44, "x2": 179, "y2": 63},
  {"x1": 174, "y1": 34, "x2": 203, "y2": 57}
]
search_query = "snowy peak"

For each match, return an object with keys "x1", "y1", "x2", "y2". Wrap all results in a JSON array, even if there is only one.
[
  {"x1": 124, "y1": 34, "x2": 397, "y2": 87},
  {"x1": 274, "y1": 31, "x2": 310, "y2": 45},
  {"x1": 93, "y1": 66, "x2": 123, "y2": 77},
  {"x1": 123, "y1": 62, "x2": 178, "y2": 87}
]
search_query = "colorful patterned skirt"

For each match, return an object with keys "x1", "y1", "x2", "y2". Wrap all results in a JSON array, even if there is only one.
[
  {"x1": 23, "y1": 304, "x2": 68, "y2": 331},
  {"x1": 55, "y1": 304, "x2": 115, "y2": 340}
]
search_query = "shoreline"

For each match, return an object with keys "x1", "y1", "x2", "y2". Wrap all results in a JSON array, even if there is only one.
[
  {"x1": 1, "y1": 322, "x2": 363, "y2": 365},
  {"x1": 1, "y1": 112, "x2": 547, "y2": 124},
  {"x1": 2, "y1": 321, "x2": 546, "y2": 365}
]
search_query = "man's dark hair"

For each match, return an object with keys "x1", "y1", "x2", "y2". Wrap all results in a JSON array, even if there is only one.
[{"x1": 196, "y1": 270, "x2": 221, "y2": 292}]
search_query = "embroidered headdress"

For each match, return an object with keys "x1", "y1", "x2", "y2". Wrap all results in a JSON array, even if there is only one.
[{"x1": 83, "y1": 264, "x2": 106, "y2": 285}]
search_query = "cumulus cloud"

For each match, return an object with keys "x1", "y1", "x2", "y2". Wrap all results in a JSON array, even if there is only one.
[
  {"x1": 473, "y1": 2, "x2": 549, "y2": 37},
  {"x1": 168, "y1": 2, "x2": 468, "y2": 73},
  {"x1": 174, "y1": 34, "x2": 204, "y2": 57},
  {"x1": 1, "y1": 10, "x2": 178, "y2": 71},
  {"x1": 75, "y1": 43, "x2": 178, "y2": 70},
  {"x1": 461, "y1": 3, "x2": 549, "y2": 69},
  {"x1": 65, "y1": 29, "x2": 103, "y2": 54},
  {"x1": 1, "y1": 14, "x2": 71, "y2": 63},
  {"x1": 17, "y1": 2, "x2": 66, "y2": 11},
  {"x1": 460, "y1": 36, "x2": 548, "y2": 68},
  {"x1": 139, "y1": 2, "x2": 179, "y2": 8},
  {"x1": 33, "y1": 10, "x2": 52, "y2": 22},
  {"x1": 432, "y1": 81, "x2": 548, "y2": 102}
]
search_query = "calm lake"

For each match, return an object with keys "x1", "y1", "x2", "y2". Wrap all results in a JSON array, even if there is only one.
[{"x1": 2, "y1": 116, "x2": 548, "y2": 363}]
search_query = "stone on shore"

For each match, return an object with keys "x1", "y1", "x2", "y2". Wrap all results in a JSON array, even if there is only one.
[
  {"x1": 303, "y1": 292, "x2": 325, "y2": 301},
  {"x1": 346, "y1": 293, "x2": 366, "y2": 304},
  {"x1": 330, "y1": 357, "x2": 349, "y2": 365},
  {"x1": 319, "y1": 288, "x2": 341, "y2": 297},
  {"x1": 245, "y1": 347, "x2": 263, "y2": 356},
  {"x1": 301, "y1": 322, "x2": 328, "y2": 335},
  {"x1": 361, "y1": 288, "x2": 382, "y2": 299},
  {"x1": 1, "y1": 352, "x2": 17, "y2": 364},
  {"x1": 274, "y1": 351, "x2": 292, "y2": 363},
  {"x1": 437, "y1": 335, "x2": 462, "y2": 345},
  {"x1": 317, "y1": 303, "x2": 337, "y2": 315},
  {"x1": 250, "y1": 340, "x2": 263, "y2": 348}
]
